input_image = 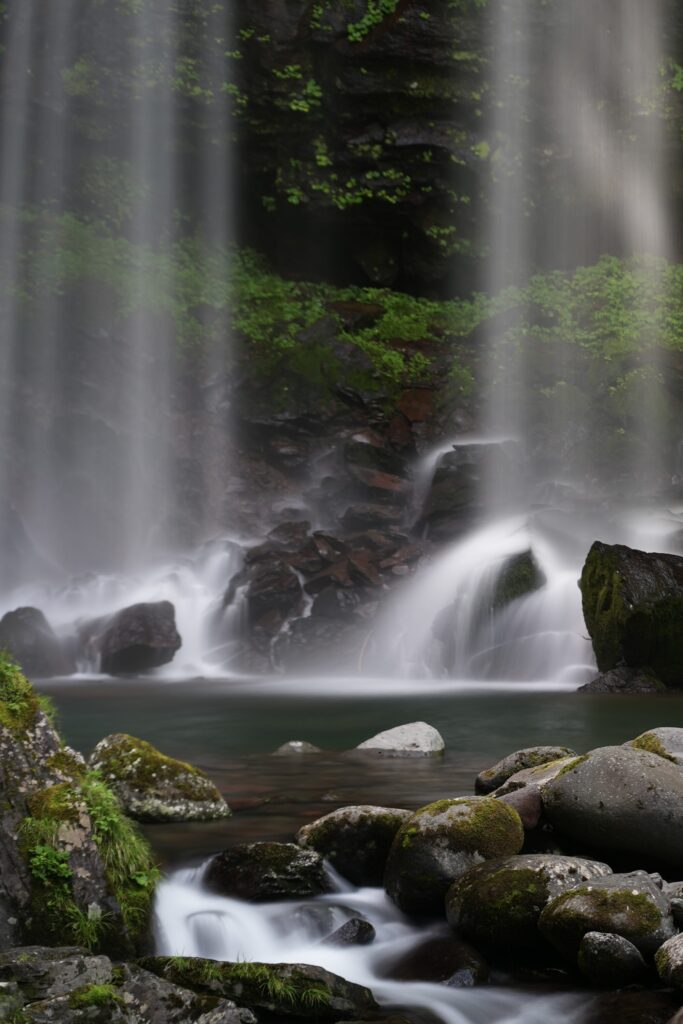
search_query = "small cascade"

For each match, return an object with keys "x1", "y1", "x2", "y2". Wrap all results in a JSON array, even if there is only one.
[{"x1": 154, "y1": 867, "x2": 594, "y2": 1024}]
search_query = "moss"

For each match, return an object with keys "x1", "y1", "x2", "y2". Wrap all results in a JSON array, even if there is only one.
[
  {"x1": 91, "y1": 733, "x2": 215, "y2": 801},
  {"x1": 492, "y1": 551, "x2": 546, "y2": 611},
  {"x1": 0, "y1": 653, "x2": 41, "y2": 735},
  {"x1": 630, "y1": 732, "x2": 678, "y2": 763},
  {"x1": 452, "y1": 865, "x2": 550, "y2": 955},
  {"x1": 412, "y1": 797, "x2": 523, "y2": 858},
  {"x1": 540, "y1": 886, "x2": 662, "y2": 956},
  {"x1": 68, "y1": 984, "x2": 123, "y2": 1010},
  {"x1": 46, "y1": 748, "x2": 87, "y2": 779}
]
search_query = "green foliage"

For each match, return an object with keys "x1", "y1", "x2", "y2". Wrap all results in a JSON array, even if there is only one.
[
  {"x1": 68, "y1": 984, "x2": 123, "y2": 1010},
  {"x1": 347, "y1": 0, "x2": 400, "y2": 43},
  {"x1": 0, "y1": 653, "x2": 40, "y2": 734}
]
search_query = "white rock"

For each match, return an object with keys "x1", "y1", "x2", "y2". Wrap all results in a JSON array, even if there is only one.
[{"x1": 355, "y1": 721, "x2": 445, "y2": 756}]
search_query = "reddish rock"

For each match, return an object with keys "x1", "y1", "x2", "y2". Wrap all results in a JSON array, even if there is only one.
[{"x1": 397, "y1": 388, "x2": 435, "y2": 423}]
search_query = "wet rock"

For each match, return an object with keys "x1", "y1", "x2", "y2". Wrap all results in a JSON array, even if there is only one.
[
  {"x1": 385, "y1": 797, "x2": 524, "y2": 916},
  {"x1": 584, "y1": 990, "x2": 680, "y2": 1024},
  {"x1": 245, "y1": 559, "x2": 303, "y2": 630},
  {"x1": 656, "y1": 934, "x2": 683, "y2": 988},
  {"x1": 0, "y1": 981, "x2": 24, "y2": 1021},
  {"x1": 578, "y1": 931, "x2": 648, "y2": 988},
  {"x1": 117, "y1": 963, "x2": 223, "y2": 1024},
  {"x1": 578, "y1": 668, "x2": 666, "y2": 694},
  {"x1": 139, "y1": 957, "x2": 379, "y2": 1021},
  {"x1": 496, "y1": 786, "x2": 543, "y2": 830},
  {"x1": 493, "y1": 756, "x2": 581, "y2": 799},
  {"x1": 340, "y1": 505, "x2": 405, "y2": 531},
  {"x1": 322, "y1": 919, "x2": 376, "y2": 947},
  {"x1": 539, "y1": 872, "x2": 675, "y2": 960},
  {"x1": 89, "y1": 733, "x2": 230, "y2": 823},
  {"x1": 579, "y1": 541, "x2": 683, "y2": 686},
  {"x1": 267, "y1": 520, "x2": 312, "y2": 551},
  {"x1": 354, "y1": 722, "x2": 445, "y2": 757},
  {"x1": 628, "y1": 728, "x2": 683, "y2": 764},
  {"x1": 23, "y1": 990, "x2": 131, "y2": 1023},
  {"x1": 476, "y1": 746, "x2": 577, "y2": 795},
  {"x1": 540, "y1": 745, "x2": 683, "y2": 869},
  {"x1": 273, "y1": 740, "x2": 322, "y2": 756},
  {"x1": 491, "y1": 551, "x2": 547, "y2": 611},
  {"x1": 0, "y1": 947, "x2": 111, "y2": 1001},
  {"x1": 0, "y1": 607, "x2": 73, "y2": 678},
  {"x1": 420, "y1": 444, "x2": 520, "y2": 540},
  {"x1": 87, "y1": 601, "x2": 181, "y2": 675},
  {"x1": 445, "y1": 854, "x2": 612, "y2": 961},
  {"x1": 204, "y1": 842, "x2": 331, "y2": 902},
  {"x1": 195, "y1": 1003, "x2": 257, "y2": 1024},
  {"x1": 379, "y1": 934, "x2": 489, "y2": 987},
  {"x1": 297, "y1": 805, "x2": 412, "y2": 886}
]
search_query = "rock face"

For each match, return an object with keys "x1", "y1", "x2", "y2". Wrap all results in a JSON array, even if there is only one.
[
  {"x1": 0, "y1": 657, "x2": 156, "y2": 955},
  {"x1": 540, "y1": 745, "x2": 683, "y2": 869},
  {"x1": 579, "y1": 541, "x2": 683, "y2": 686},
  {"x1": 89, "y1": 733, "x2": 230, "y2": 823},
  {"x1": 538, "y1": 872, "x2": 675, "y2": 960},
  {"x1": 297, "y1": 805, "x2": 412, "y2": 886},
  {"x1": 0, "y1": 947, "x2": 111, "y2": 1002},
  {"x1": 577, "y1": 932, "x2": 648, "y2": 988},
  {"x1": 139, "y1": 957, "x2": 379, "y2": 1022},
  {"x1": 354, "y1": 722, "x2": 445, "y2": 756},
  {"x1": 475, "y1": 746, "x2": 577, "y2": 795},
  {"x1": 578, "y1": 667, "x2": 665, "y2": 694},
  {"x1": 0, "y1": 607, "x2": 73, "y2": 677},
  {"x1": 86, "y1": 601, "x2": 182, "y2": 675},
  {"x1": 204, "y1": 843, "x2": 331, "y2": 902},
  {"x1": 445, "y1": 854, "x2": 612, "y2": 960},
  {"x1": 384, "y1": 797, "x2": 524, "y2": 916}
]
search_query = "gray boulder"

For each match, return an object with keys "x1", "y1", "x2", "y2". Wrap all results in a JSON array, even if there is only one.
[
  {"x1": 196, "y1": 1004, "x2": 257, "y2": 1024},
  {"x1": 89, "y1": 733, "x2": 230, "y2": 823},
  {"x1": 540, "y1": 745, "x2": 683, "y2": 869},
  {"x1": 0, "y1": 607, "x2": 73, "y2": 678},
  {"x1": 628, "y1": 728, "x2": 683, "y2": 764},
  {"x1": 578, "y1": 667, "x2": 665, "y2": 694},
  {"x1": 204, "y1": 843, "x2": 331, "y2": 902},
  {"x1": 354, "y1": 722, "x2": 444, "y2": 756},
  {"x1": 578, "y1": 931, "x2": 648, "y2": 988},
  {"x1": 297, "y1": 805, "x2": 412, "y2": 886},
  {"x1": 539, "y1": 872, "x2": 675, "y2": 959},
  {"x1": 475, "y1": 746, "x2": 577, "y2": 794},
  {"x1": 384, "y1": 797, "x2": 524, "y2": 916},
  {"x1": 85, "y1": 601, "x2": 181, "y2": 675},
  {"x1": 656, "y1": 934, "x2": 683, "y2": 989},
  {"x1": 445, "y1": 854, "x2": 612, "y2": 960},
  {"x1": 0, "y1": 947, "x2": 111, "y2": 1002}
]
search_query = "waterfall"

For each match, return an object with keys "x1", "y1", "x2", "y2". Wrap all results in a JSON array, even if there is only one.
[{"x1": 368, "y1": 0, "x2": 678, "y2": 683}]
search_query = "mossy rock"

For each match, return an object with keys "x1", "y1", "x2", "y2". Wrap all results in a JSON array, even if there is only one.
[
  {"x1": 384, "y1": 797, "x2": 524, "y2": 917},
  {"x1": 89, "y1": 733, "x2": 230, "y2": 823},
  {"x1": 577, "y1": 932, "x2": 648, "y2": 988},
  {"x1": 296, "y1": 805, "x2": 412, "y2": 886},
  {"x1": 491, "y1": 551, "x2": 546, "y2": 611},
  {"x1": 445, "y1": 854, "x2": 612, "y2": 962},
  {"x1": 138, "y1": 957, "x2": 378, "y2": 1021},
  {"x1": 204, "y1": 842, "x2": 331, "y2": 902},
  {"x1": 539, "y1": 873, "x2": 675, "y2": 960},
  {"x1": 628, "y1": 727, "x2": 683, "y2": 764},
  {"x1": 475, "y1": 746, "x2": 577, "y2": 795},
  {"x1": 579, "y1": 541, "x2": 683, "y2": 686},
  {"x1": 655, "y1": 933, "x2": 683, "y2": 989}
]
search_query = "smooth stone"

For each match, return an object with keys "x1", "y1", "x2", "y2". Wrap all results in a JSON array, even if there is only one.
[
  {"x1": 204, "y1": 842, "x2": 331, "y2": 902},
  {"x1": 578, "y1": 931, "x2": 648, "y2": 988},
  {"x1": 354, "y1": 722, "x2": 445, "y2": 756},
  {"x1": 322, "y1": 919, "x2": 376, "y2": 947},
  {"x1": 656, "y1": 934, "x2": 683, "y2": 988},
  {"x1": 297, "y1": 805, "x2": 412, "y2": 886},
  {"x1": 628, "y1": 728, "x2": 683, "y2": 764},
  {"x1": 476, "y1": 746, "x2": 577, "y2": 794},
  {"x1": 273, "y1": 740, "x2": 322, "y2": 756},
  {"x1": 379, "y1": 934, "x2": 489, "y2": 987}
]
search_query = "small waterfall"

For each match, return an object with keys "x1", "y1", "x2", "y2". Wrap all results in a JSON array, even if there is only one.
[{"x1": 154, "y1": 867, "x2": 594, "y2": 1024}]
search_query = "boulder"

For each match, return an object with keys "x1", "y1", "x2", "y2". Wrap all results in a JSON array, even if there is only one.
[
  {"x1": 540, "y1": 745, "x2": 683, "y2": 869},
  {"x1": 273, "y1": 740, "x2": 322, "y2": 756},
  {"x1": 116, "y1": 964, "x2": 239, "y2": 1024},
  {"x1": 656, "y1": 934, "x2": 683, "y2": 989},
  {"x1": 0, "y1": 657, "x2": 157, "y2": 955},
  {"x1": 322, "y1": 919, "x2": 376, "y2": 947},
  {"x1": 628, "y1": 728, "x2": 683, "y2": 764},
  {"x1": 539, "y1": 872, "x2": 675, "y2": 960},
  {"x1": 204, "y1": 843, "x2": 331, "y2": 902},
  {"x1": 88, "y1": 733, "x2": 230, "y2": 823},
  {"x1": 579, "y1": 541, "x2": 683, "y2": 686},
  {"x1": 491, "y1": 551, "x2": 546, "y2": 611},
  {"x1": 584, "y1": 990, "x2": 679, "y2": 1024},
  {"x1": 379, "y1": 934, "x2": 488, "y2": 987},
  {"x1": 23, "y1": 990, "x2": 131, "y2": 1023},
  {"x1": 578, "y1": 932, "x2": 648, "y2": 988},
  {"x1": 0, "y1": 608, "x2": 73, "y2": 678},
  {"x1": 384, "y1": 797, "x2": 524, "y2": 916},
  {"x1": 0, "y1": 947, "x2": 111, "y2": 1002},
  {"x1": 196, "y1": 1004, "x2": 257, "y2": 1024},
  {"x1": 354, "y1": 722, "x2": 445, "y2": 757},
  {"x1": 87, "y1": 601, "x2": 181, "y2": 675},
  {"x1": 475, "y1": 746, "x2": 577, "y2": 795},
  {"x1": 138, "y1": 958, "x2": 379, "y2": 1021},
  {"x1": 297, "y1": 806, "x2": 412, "y2": 886},
  {"x1": 578, "y1": 668, "x2": 666, "y2": 694},
  {"x1": 445, "y1": 854, "x2": 612, "y2": 960},
  {"x1": 496, "y1": 786, "x2": 543, "y2": 830}
]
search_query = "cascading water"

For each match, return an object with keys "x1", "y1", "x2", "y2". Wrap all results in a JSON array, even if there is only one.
[{"x1": 369, "y1": 0, "x2": 681, "y2": 683}]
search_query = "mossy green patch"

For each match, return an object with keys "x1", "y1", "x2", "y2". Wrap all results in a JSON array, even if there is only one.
[
  {"x1": 0, "y1": 653, "x2": 41, "y2": 735},
  {"x1": 68, "y1": 984, "x2": 123, "y2": 1010},
  {"x1": 631, "y1": 731, "x2": 678, "y2": 763}
]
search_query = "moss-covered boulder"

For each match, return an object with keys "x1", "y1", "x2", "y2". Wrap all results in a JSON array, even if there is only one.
[
  {"x1": 540, "y1": 745, "x2": 683, "y2": 869},
  {"x1": 296, "y1": 805, "x2": 412, "y2": 886},
  {"x1": 445, "y1": 854, "x2": 612, "y2": 962},
  {"x1": 475, "y1": 746, "x2": 577, "y2": 795},
  {"x1": 655, "y1": 933, "x2": 683, "y2": 989},
  {"x1": 491, "y1": 551, "x2": 547, "y2": 611},
  {"x1": 138, "y1": 957, "x2": 378, "y2": 1021},
  {"x1": 204, "y1": 842, "x2": 331, "y2": 902},
  {"x1": 0, "y1": 656, "x2": 158, "y2": 955},
  {"x1": 539, "y1": 873, "x2": 675, "y2": 961},
  {"x1": 384, "y1": 797, "x2": 524, "y2": 916},
  {"x1": 628, "y1": 727, "x2": 683, "y2": 764},
  {"x1": 579, "y1": 541, "x2": 683, "y2": 686},
  {"x1": 89, "y1": 734, "x2": 230, "y2": 823},
  {"x1": 577, "y1": 932, "x2": 648, "y2": 988},
  {"x1": 0, "y1": 947, "x2": 112, "y2": 1002}
]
